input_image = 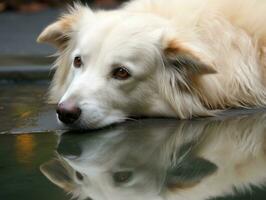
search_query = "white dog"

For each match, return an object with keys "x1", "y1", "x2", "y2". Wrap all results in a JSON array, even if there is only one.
[{"x1": 38, "y1": 0, "x2": 266, "y2": 129}]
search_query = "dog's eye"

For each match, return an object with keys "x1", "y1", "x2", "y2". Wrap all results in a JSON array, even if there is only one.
[
  {"x1": 73, "y1": 56, "x2": 82, "y2": 68},
  {"x1": 113, "y1": 171, "x2": 133, "y2": 183},
  {"x1": 112, "y1": 67, "x2": 131, "y2": 80},
  {"x1": 75, "y1": 171, "x2": 84, "y2": 181}
]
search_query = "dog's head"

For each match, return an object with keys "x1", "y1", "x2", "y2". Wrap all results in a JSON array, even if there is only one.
[{"x1": 38, "y1": 4, "x2": 216, "y2": 129}]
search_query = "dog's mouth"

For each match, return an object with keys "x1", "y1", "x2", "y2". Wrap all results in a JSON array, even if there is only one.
[
  {"x1": 56, "y1": 108, "x2": 169, "y2": 131},
  {"x1": 57, "y1": 112, "x2": 128, "y2": 130}
]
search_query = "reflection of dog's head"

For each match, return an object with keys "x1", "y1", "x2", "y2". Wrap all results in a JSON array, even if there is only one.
[
  {"x1": 40, "y1": 120, "x2": 216, "y2": 200},
  {"x1": 40, "y1": 113, "x2": 266, "y2": 200}
]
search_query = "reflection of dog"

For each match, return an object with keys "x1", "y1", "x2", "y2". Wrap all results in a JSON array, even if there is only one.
[
  {"x1": 37, "y1": 0, "x2": 266, "y2": 129},
  {"x1": 41, "y1": 112, "x2": 266, "y2": 200}
]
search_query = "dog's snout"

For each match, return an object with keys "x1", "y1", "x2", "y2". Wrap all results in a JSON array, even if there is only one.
[{"x1": 56, "y1": 101, "x2": 81, "y2": 124}]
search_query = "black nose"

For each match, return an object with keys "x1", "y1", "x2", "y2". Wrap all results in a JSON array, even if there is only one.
[{"x1": 56, "y1": 101, "x2": 81, "y2": 124}]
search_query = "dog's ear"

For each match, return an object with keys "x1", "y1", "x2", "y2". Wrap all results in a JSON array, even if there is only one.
[
  {"x1": 163, "y1": 38, "x2": 217, "y2": 76},
  {"x1": 165, "y1": 156, "x2": 217, "y2": 190},
  {"x1": 40, "y1": 159, "x2": 75, "y2": 191},
  {"x1": 37, "y1": 4, "x2": 93, "y2": 49},
  {"x1": 155, "y1": 33, "x2": 217, "y2": 118},
  {"x1": 165, "y1": 134, "x2": 217, "y2": 190},
  {"x1": 37, "y1": 17, "x2": 74, "y2": 49}
]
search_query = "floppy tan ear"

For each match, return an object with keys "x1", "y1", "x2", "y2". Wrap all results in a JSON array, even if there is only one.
[
  {"x1": 37, "y1": 19, "x2": 74, "y2": 49},
  {"x1": 163, "y1": 38, "x2": 217, "y2": 75},
  {"x1": 40, "y1": 159, "x2": 74, "y2": 191},
  {"x1": 158, "y1": 35, "x2": 217, "y2": 118},
  {"x1": 166, "y1": 156, "x2": 217, "y2": 190},
  {"x1": 37, "y1": 4, "x2": 91, "y2": 49}
]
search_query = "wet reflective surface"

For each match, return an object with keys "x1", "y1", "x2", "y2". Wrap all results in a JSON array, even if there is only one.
[
  {"x1": 1, "y1": 82, "x2": 266, "y2": 200},
  {"x1": 0, "y1": 133, "x2": 69, "y2": 200},
  {"x1": 0, "y1": 81, "x2": 60, "y2": 133},
  {"x1": 41, "y1": 113, "x2": 266, "y2": 200}
]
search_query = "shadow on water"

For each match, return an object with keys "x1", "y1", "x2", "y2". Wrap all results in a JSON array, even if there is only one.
[{"x1": 40, "y1": 111, "x2": 266, "y2": 200}]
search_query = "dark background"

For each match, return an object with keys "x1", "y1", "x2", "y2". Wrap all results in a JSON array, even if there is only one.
[
  {"x1": 0, "y1": 0, "x2": 128, "y2": 12},
  {"x1": 0, "y1": 0, "x2": 129, "y2": 68}
]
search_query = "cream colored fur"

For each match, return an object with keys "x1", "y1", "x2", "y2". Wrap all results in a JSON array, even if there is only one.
[
  {"x1": 38, "y1": 0, "x2": 266, "y2": 128},
  {"x1": 125, "y1": 0, "x2": 266, "y2": 108}
]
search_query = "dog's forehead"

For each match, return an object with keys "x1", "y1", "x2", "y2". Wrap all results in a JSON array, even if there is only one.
[
  {"x1": 77, "y1": 16, "x2": 119, "y2": 55},
  {"x1": 76, "y1": 14, "x2": 161, "y2": 58}
]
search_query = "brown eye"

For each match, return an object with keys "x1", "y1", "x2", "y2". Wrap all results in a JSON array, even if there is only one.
[
  {"x1": 112, "y1": 67, "x2": 131, "y2": 80},
  {"x1": 113, "y1": 171, "x2": 133, "y2": 183},
  {"x1": 74, "y1": 56, "x2": 82, "y2": 68},
  {"x1": 75, "y1": 171, "x2": 83, "y2": 181}
]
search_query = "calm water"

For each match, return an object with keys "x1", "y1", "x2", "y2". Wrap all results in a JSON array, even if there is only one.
[{"x1": 1, "y1": 82, "x2": 266, "y2": 200}]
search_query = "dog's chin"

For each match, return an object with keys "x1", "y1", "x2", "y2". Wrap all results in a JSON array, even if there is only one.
[{"x1": 57, "y1": 115, "x2": 126, "y2": 131}]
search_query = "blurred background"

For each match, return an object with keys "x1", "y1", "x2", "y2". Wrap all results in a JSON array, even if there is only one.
[
  {"x1": 0, "y1": 0, "x2": 128, "y2": 77},
  {"x1": 0, "y1": 0, "x2": 128, "y2": 12}
]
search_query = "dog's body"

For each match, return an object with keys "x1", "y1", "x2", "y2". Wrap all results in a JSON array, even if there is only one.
[{"x1": 38, "y1": 0, "x2": 266, "y2": 128}]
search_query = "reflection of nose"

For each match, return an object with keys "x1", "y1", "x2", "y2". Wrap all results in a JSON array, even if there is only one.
[{"x1": 56, "y1": 100, "x2": 81, "y2": 124}]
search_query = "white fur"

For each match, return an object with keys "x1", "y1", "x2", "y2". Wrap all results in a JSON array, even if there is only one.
[{"x1": 38, "y1": 0, "x2": 266, "y2": 128}]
